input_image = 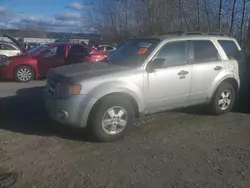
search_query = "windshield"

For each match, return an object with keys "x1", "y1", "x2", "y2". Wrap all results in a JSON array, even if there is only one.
[
  {"x1": 107, "y1": 38, "x2": 160, "y2": 66},
  {"x1": 28, "y1": 44, "x2": 49, "y2": 55}
]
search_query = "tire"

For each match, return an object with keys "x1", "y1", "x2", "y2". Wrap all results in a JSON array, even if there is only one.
[
  {"x1": 89, "y1": 95, "x2": 135, "y2": 142},
  {"x1": 210, "y1": 82, "x2": 236, "y2": 115},
  {"x1": 14, "y1": 65, "x2": 35, "y2": 82}
]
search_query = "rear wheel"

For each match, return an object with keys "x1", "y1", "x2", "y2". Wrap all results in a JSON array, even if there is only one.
[
  {"x1": 14, "y1": 65, "x2": 35, "y2": 82},
  {"x1": 89, "y1": 95, "x2": 135, "y2": 142},
  {"x1": 210, "y1": 83, "x2": 235, "y2": 115}
]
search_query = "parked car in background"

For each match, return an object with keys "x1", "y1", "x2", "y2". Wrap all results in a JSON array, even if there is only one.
[
  {"x1": 45, "y1": 32, "x2": 241, "y2": 142},
  {"x1": 0, "y1": 34, "x2": 107, "y2": 82},
  {"x1": 0, "y1": 41, "x2": 21, "y2": 57},
  {"x1": 98, "y1": 45, "x2": 116, "y2": 53}
]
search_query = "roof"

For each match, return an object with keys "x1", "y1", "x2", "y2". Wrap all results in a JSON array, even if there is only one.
[
  {"x1": 141, "y1": 34, "x2": 235, "y2": 41},
  {"x1": 0, "y1": 41, "x2": 16, "y2": 46},
  {"x1": 43, "y1": 42, "x2": 95, "y2": 50},
  {"x1": 138, "y1": 32, "x2": 236, "y2": 41}
]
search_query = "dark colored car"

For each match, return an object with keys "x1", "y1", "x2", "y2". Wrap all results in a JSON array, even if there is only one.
[{"x1": 0, "y1": 34, "x2": 108, "y2": 82}]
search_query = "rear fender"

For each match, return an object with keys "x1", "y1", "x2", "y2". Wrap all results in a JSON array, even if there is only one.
[{"x1": 208, "y1": 72, "x2": 235, "y2": 100}]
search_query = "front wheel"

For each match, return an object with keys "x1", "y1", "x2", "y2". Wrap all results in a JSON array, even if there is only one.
[
  {"x1": 210, "y1": 83, "x2": 236, "y2": 115},
  {"x1": 89, "y1": 95, "x2": 135, "y2": 142},
  {"x1": 14, "y1": 65, "x2": 35, "y2": 82}
]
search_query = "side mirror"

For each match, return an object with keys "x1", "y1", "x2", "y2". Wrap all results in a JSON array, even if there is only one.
[{"x1": 146, "y1": 58, "x2": 166, "y2": 73}]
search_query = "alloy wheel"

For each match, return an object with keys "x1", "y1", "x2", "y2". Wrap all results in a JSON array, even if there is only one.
[
  {"x1": 101, "y1": 106, "x2": 128, "y2": 135},
  {"x1": 218, "y1": 90, "x2": 231, "y2": 110},
  {"x1": 16, "y1": 68, "x2": 32, "y2": 81}
]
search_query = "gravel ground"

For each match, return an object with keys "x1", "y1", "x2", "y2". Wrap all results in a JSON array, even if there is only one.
[{"x1": 0, "y1": 80, "x2": 250, "y2": 188}]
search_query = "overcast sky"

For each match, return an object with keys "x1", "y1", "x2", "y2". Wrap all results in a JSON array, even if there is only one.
[{"x1": 0, "y1": 0, "x2": 92, "y2": 32}]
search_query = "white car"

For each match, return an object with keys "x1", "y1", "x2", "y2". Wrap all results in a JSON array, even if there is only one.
[
  {"x1": 46, "y1": 32, "x2": 241, "y2": 142},
  {"x1": 98, "y1": 45, "x2": 116, "y2": 53},
  {"x1": 0, "y1": 41, "x2": 21, "y2": 57}
]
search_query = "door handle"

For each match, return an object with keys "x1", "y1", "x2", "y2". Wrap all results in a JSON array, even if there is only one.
[
  {"x1": 178, "y1": 70, "x2": 189, "y2": 76},
  {"x1": 214, "y1": 66, "x2": 222, "y2": 71}
]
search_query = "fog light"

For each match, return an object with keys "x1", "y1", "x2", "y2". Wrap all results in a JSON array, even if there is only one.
[{"x1": 57, "y1": 110, "x2": 68, "y2": 120}]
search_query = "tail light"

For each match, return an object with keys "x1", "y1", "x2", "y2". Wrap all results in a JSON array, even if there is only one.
[{"x1": 16, "y1": 52, "x2": 20, "y2": 56}]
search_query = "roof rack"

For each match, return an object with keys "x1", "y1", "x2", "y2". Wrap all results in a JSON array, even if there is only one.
[{"x1": 155, "y1": 31, "x2": 226, "y2": 36}]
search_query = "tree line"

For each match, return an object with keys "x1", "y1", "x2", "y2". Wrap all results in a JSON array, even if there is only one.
[{"x1": 85, "y1": 0, "x2": 250, "y2": 52}]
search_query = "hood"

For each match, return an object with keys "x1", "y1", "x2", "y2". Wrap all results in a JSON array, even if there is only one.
[
  {"x1": 3, "y1": 34, "x2": 27, "y2": 54},
  {"x1": 48, "y1": 62, "x2": 130, "y2": 83}
]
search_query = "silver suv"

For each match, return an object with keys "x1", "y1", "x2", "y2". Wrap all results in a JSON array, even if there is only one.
[{"x1": 45, "y1": 32, "x2": 241, "y2": 142}]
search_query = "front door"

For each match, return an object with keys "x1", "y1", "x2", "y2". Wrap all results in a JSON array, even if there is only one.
[
  {"x1": 37, "y1": 44, "x2": 66, "y2": 76},
  {"x1": 144, "y1": 41, "x2": 192, "y2": 112}
]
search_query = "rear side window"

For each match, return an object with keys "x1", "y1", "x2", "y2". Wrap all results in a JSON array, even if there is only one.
[
  {"x1": 218, "y1": 40, "x2": 242, "y2": 61},
  {"x1": 192, "y1": 40, "x2": 220, "y2": 63},
  {"x1": 98, "y1": 46, "x2": 105, "y2": 51},
  {"x1": 0, "y1": 44, "x2": 16, "y2": 50},
  {"x1": 70, "y1": 45, "x2": 89, "y2": 54},
  {"x1": 42, "y1": 44, "x2": 65, "y2": 58},
  {"x1": 106, "y1": 46, "x2": 114, "y2": 51}
]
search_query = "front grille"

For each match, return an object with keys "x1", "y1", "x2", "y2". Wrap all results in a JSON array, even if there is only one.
[{"x1": 46, "y1": 78, "x2": 57, "y2": 97}]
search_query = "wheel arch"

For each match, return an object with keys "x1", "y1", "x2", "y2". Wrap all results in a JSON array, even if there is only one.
[
  {"x1": 14, "y1": 64, "x2": 36, "y2": 80},
  {"x1": 80, "y1": 81, "x2": 145, "y2": 128},
  {"x1": 210, "y1": 77, "x2": 239, "y2": 100},
  {"x1": 89, "y1": 92, "x2": 140, "y2": 120}
]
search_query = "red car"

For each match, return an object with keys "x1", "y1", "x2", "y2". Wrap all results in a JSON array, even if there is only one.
[{"x1": 0, "y1": 35, "x2": 107, "y2": 82}]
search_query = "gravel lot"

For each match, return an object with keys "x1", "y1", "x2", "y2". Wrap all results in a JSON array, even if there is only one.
[{"x1": 0, "y1": 80, "x2": 250, "y2": 188}]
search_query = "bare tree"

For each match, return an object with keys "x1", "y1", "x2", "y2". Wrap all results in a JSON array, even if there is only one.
[
  {"x1": 83, "y1": 0, "x2": 250, "y2": 52},
  {"x1": 203, "y1": 0, "x2": 211, "y2": 30},
  {"x1": 230, "y1": 0, "x2": 237, "y2": 35},
  {"x1": 240, "y1": 0, "x2": 247, "y2": 44},
  {"x1": 218, "y1": 0, "x2": 223, "y2": 30},
  {"x1": 196, "y1": 0, "x2": 201, "y2": 30}
]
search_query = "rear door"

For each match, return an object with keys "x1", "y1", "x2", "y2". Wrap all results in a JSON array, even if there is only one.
[
  {"x1": 36, "y1": 44, "x2": 66, "y2": 76},
  {"x1": 189, "y1": 40, "x2": 226, "y2": 102}
]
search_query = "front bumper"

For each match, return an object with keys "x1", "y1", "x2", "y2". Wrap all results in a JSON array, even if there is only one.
[
  {"x1": 0, "y1": 66, "x2": 13, "y2": 80},
  {"x1": 45, "y1": 94, "x2": 97, "y2": 128}
]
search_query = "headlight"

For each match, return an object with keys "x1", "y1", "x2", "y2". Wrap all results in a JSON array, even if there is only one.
[
  {"x1": 0, "y1": 56, "x2": 11, "y2": 66},
  {"x1": 56, "y1": 83, "x2": 82, "y2": 98}
]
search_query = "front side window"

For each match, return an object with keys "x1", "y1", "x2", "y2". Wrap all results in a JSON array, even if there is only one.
[
  {"x1": 43, "y1": 46, "x2": 57, "y2": 57},
  {"x1": 42, "y1": 44, "x2": 65, "y2": 58},
  {"x1": 28, "y1": 44, "x2": 49, "y2": 55},
  {"x1": 192, "y1": 40, "x2": 220, "y2": 63},
  {"x1": 153, "y1": 41, "x2": 188, "y2": 68},
  {"x1": 107, "y1": 38, "x2": 160, "y2": 67}
]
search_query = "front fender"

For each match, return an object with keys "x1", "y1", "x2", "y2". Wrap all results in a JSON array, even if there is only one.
[{"x1": 88, "y1": 81, "x2": 145, "y2": 113}]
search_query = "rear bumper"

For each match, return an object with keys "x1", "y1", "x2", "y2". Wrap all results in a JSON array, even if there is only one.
[{"x1": 45, "y1": 94, "x2": 97, "y2": 128}]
